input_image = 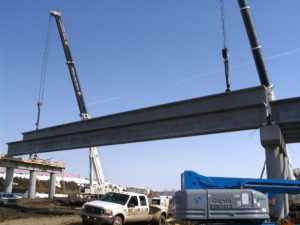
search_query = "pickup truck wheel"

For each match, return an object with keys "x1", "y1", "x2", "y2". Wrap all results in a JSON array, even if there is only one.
[
  {"x1": 112, "y1": 216, "x2": 123, "y2": 225},
  {"x1": 155, "y1": 214, "x2": 166, "y2": 225}
]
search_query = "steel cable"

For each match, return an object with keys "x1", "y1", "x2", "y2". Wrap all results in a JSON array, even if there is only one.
[
  {"x1": 35, "y1": 15, "x2": 53, "y2": 130},
  {"x1": 220, "y1": 0, "x2": 231, "y2": 92}
]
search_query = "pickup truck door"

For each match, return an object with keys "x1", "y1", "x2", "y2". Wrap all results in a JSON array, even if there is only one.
[
  {"x1": 138, "y1": 195, "x2": 150, "y2": 221},
  {"x1": 126, "y1": 196, "x2": 140, "y2": 222},
  {"x1": 126, "y1": 195, "x2": 149, "y2": 222}
]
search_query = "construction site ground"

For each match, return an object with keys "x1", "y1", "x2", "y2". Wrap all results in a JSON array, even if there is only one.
[
  {"x1": 0, "y1": 198, "x2": 177, "y2": 225},
  {"x1": 0, "y1": 198, "x2": 82, "y2": 225}
]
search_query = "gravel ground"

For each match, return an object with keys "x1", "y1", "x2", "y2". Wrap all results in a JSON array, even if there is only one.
[
  {"x1": 0, "y1": 215, "x2": 82, "y2": 225},
  {"x1": 0, "y1": 198, "x2": 82, "y2": 224}
]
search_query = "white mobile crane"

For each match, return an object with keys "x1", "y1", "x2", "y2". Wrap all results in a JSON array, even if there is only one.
[{"x1": 50, "y1": 11, "x2": 122, "y2": 200}]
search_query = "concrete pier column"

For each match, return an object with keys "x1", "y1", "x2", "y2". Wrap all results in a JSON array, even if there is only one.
[
  {"x1": 3, "y1": 167, "x2": 14, "y2": 193},
  {"x1": 260, "y1": 125, "x2": 289, "y2": 220},
  {"x1": 48, "y1": 173, "x2": 57, "y2": 199},
  {"x1": 28, "y1": 170, "x2": 37, "y2": 199},
  {"x1": 264, "y1": 144, "x2": 284, "y2": 179}
]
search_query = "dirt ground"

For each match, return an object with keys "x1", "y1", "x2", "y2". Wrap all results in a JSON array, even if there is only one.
[
  {"x1": 0, "y1": 199, "x2": 162, "y2": 225},
  {"x1": 0, "y1": 215, "x2": 82, "y2": 225},
  {"x1": 0, "y1": 198, "x2": 82, "y2": 225}
]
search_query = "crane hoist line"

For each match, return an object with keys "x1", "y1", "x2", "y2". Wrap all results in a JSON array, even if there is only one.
[
  {"x1": 35, "y1": 15, "x2": 53, "y2": 131},
  {"x1": 219, "y1": 0, "x2": 231, "y2": 92}
]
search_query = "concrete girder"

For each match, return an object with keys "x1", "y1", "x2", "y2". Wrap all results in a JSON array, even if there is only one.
[
  {"x1": 271, "y1": 97, "x2": 300, "y2": 123},
  {"x1": 7, "y1": 86, "x2": 269, "y2": 155},
  {"x1": 270, "y1": 97, "x2": 300, "y2": 143},
  {"x1": 22, "y1": 86, "x2": 268, "y2": 141}
]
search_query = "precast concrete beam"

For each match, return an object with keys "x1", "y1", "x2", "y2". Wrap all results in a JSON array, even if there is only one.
[
  {"x1": 22, "y1": 86, "x2": 268, "y2": 140},
  {"x1": 8, "y1": 105, "x2": 267, "y2": 155},
  {"x1": 270, "y1": 97, "x2": 300, "y2": 143},
  {"x1": 271, "y1": 97, "x2": 300, "y2": 123},
  {"x1": 7, "y1": 86, "x2": 268, "y2": 155},
  {"x1": 3, "y1": 167, "x2": 14, "y2": 193}
]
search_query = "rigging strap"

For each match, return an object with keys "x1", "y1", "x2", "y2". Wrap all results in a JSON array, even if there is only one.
[
  {"x1": 220, "y1": 0, "x2": 231, "y2": 92},
  {"x1": 222, "y1": 47, "x2": 230, "y2": 92}
]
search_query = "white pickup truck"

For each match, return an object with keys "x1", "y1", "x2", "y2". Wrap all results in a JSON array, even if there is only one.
[{"x1": 81, "y1": 192, "x2": 168, "y2": 225}]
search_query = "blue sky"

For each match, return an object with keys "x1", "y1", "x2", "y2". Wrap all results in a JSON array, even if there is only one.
[{"x1": 1, "y1": 0, "x2": 300, "y2": 190}]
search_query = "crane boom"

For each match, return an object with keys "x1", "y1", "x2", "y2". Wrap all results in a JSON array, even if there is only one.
[
  {"x1": 50, "y1": 11, "x2": 105, "y2": 186},
  {"x1": 50, "y1": 11, "x2": 88, "y2": 119}
]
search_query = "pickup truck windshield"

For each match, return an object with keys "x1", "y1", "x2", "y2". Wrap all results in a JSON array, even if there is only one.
[{"x1": 100, "y1": 193, "x2": 129, "y2": 205}]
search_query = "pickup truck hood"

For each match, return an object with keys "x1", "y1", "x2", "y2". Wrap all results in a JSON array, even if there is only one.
[{"x1": 86, "y1": 200, "x2": 124, "y2": 209}]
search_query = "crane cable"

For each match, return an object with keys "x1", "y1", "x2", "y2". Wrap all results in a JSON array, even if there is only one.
[
  {"x1": 220, "y1": 0, "x2": 230, "y2": 92},
  {"x1": 35, "y1": 15, "x2": 53, "y2": 131}
]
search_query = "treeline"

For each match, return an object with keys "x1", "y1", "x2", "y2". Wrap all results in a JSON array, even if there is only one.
[{"x1": 0, "y1": 177, "x2": 80, "y2": 194}]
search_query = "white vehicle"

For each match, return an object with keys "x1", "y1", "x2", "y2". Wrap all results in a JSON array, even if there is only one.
[
  {"x1": 81, "y1": 192, "x2": 168, "y2": 225},
  {"x1": 151, "y1": 195, "x2": 173, "y2": 217},
  {"x1": 0, "y1": 192, "x2": 19, "y2": 207}
]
